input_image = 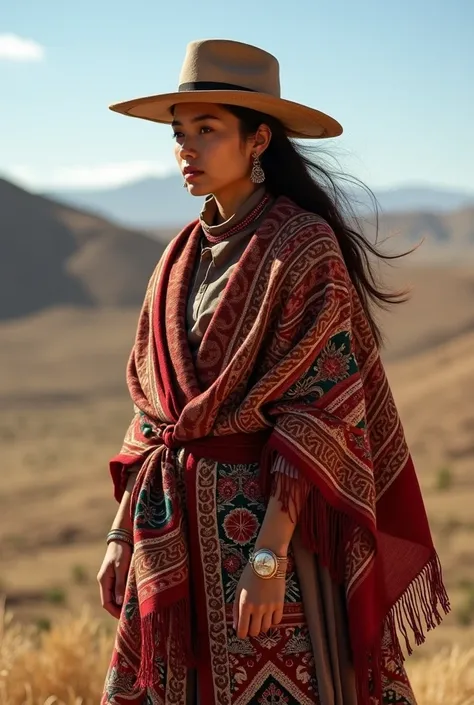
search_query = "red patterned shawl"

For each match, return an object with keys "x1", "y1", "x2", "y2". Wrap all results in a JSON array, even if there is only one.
[{"x1": 110, "y1": 197, "x2": 449, "y2": 703}]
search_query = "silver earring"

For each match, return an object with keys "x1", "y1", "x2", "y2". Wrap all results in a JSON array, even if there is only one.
[{"x1": 250, "y1": 153, "x2": 265, "y2": 184}]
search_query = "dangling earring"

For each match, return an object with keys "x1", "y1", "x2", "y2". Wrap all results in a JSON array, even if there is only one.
[
  {"x1": 250, "y1": 153, "x2": 265, "y2": 184},
  {"x1": 183, "y1": 179, "x2": 188, "y2": 188}
]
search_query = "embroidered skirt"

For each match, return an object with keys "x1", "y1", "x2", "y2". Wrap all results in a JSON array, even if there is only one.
[{"x1": 102, "y1": 458, "x2": 416, "y2": 704}]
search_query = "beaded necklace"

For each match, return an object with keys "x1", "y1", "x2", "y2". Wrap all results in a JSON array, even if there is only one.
[{"x1": 201, "y1": 193, "x2": 271, "y2": 245}]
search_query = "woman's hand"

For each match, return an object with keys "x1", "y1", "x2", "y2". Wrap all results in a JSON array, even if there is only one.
[
  {"x1": 233, "y1": 562, "x2": 285, "y2": 639},
  {"x1": 97, "y1": 541, "x2": 132, "y2": 619}
]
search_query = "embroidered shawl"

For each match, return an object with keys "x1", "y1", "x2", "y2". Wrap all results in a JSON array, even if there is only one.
[{"x1": 110, "y1": 196, "x2": 449, "y2": 703}]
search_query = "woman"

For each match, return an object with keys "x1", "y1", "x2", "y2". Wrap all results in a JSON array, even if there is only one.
[{"x1": 97, "y1": 39, "x2": 449, "y2": 705}]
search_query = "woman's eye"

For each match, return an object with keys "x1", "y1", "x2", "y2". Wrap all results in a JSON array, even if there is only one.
[{"x1": 172, "y1": 127, "x2": 211, "y2": 140}]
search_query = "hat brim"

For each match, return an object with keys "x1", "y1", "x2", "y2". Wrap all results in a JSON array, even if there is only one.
[{"x1": 109, "y1": 90, "x2": 343, "y2": 139}]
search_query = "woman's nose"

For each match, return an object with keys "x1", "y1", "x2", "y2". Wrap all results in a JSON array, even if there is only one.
[{"x1": 178, "y1": 138, "x2": 198, "y2": 161}]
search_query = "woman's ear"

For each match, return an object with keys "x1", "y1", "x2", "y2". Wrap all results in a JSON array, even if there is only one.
[{"x1": 253, "y1": 124, "x2": 272, "y2": 156}]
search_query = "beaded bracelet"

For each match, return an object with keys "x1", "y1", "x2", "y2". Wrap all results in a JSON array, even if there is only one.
[{"x1": 107, "y1": 528, "x2": 134, "y2": 548}]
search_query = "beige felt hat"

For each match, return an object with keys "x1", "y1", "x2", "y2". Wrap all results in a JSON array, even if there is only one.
[{"x1": 109, "y1": 39, "x2": 343, "y2": 139}]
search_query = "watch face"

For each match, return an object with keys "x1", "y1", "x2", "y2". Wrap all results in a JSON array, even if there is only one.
[{"x1": 253, "y1": 550, "x2": 277, "y2": 578}]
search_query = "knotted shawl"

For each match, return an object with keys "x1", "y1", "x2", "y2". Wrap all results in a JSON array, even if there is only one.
[{"x1": 110, "y1": 196, "x2": 449, "y2": 703}]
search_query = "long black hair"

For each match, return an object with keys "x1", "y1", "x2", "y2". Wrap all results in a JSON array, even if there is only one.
[{"x1": 224, "y1": 104, "x2": 413, "y2": 348}]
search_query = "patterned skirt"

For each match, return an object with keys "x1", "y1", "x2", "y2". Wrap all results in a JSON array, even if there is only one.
[{"x1": 102, "y1": 460, "x2": 417, "y2": 704}]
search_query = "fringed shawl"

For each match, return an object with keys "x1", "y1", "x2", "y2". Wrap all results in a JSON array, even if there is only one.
[{"x1": 110, "y1": 196, "x2": 449, "y2": 703}]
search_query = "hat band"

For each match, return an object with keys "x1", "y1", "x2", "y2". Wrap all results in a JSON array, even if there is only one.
[{"x1": 178, "y1": 80, "x2": 255, "y2": 93}]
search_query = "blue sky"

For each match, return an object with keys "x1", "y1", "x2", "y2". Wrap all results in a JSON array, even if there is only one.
[{"x1": 1, "y1": 0, "x2": 473, "y2": 193}]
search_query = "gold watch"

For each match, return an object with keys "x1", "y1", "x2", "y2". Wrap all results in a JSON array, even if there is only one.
[{"x1": 249, "y1": 548, "x2": 287, "y2": 580}]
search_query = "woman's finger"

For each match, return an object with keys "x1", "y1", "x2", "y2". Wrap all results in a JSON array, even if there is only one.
[
  {"x1": 233, "y1": 589, "x2": 240, "y2": 631},
  {"x1": 114, "y1": 561, "x2": 128, "y2": 607},
  {"x1": 98, "y1": 568, "x2": 121, "y2": 619},
  {"x1": 248, "y1": 609, "x2": 264, "y2": 637},
  {"x1": 272, "y1": 606, "x2": 284, "y2": 626},
  {"x1": 237, "y1": 601, "x2": 251, "y2": 639},
  {"x1": 260, "y1": 610, "x2": 273, "y2": 634}
]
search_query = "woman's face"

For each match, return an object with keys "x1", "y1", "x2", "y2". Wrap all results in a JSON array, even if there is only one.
[{"x1": 172, "y1": 103, "x2": 256, "y2": 199}]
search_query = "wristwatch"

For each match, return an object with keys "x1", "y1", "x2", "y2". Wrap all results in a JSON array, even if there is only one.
[{"x1": 249, "y1": 548, "x2": 287, "y2": 580}]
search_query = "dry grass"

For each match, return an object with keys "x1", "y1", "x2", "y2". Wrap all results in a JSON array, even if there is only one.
[
  {"x1": 0, "y1": 603, "x2": 111, "y2": 705},
  {"x1": 0, "y1": 604, "x2": 473, "y2": 705},
  {"x1": 408, "y1": 647, "x2": 474, "y2": 705}
]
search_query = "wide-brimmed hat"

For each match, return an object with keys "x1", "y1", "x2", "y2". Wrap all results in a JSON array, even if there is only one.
[{"x1": 109, "y1": 39, "x2": 343, "y2": 139}]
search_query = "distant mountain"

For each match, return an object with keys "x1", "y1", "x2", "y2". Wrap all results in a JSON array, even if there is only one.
[
  {"x1": 46, "y1": 176, "x2": 474, "y2": 229},
  {"x1": 370, "y1": 185, "x2": 473, "y2": 214},
  {"x1": 0, "y1": 178, "x2": 166, "y2": 320},
  {"x1": 1, "y1": 176, "x2": 473, "y2": 322},
  {"x1": 48, "y1": 176, "x2": 199, "y2": 230},
  {"x1": 361, "y1": 206, "x2": 474, "y2": 252}
]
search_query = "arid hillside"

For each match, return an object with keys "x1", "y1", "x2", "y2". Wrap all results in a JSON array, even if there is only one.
[{"x1": 0, "y1": 178, "x2": 165, "y2": 319}]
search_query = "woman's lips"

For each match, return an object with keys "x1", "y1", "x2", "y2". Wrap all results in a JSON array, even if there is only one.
[{"x1": 183, "y1": 167, "x2": 204, "y2": 181}]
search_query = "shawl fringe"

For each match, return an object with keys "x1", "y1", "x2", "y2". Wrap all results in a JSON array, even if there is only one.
[
  {"x1": 385, "y1": 552, "x2": 450, "y2": 659},
  {"x1": 136, "y1": 597, "x2": 193, "y2": 689},
  {"x1": 357, "y1": 553, "x2": 450, "y2": 704},
  {"x1": 261, "y1": 444, "x2": 358, "y2": 584}
]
